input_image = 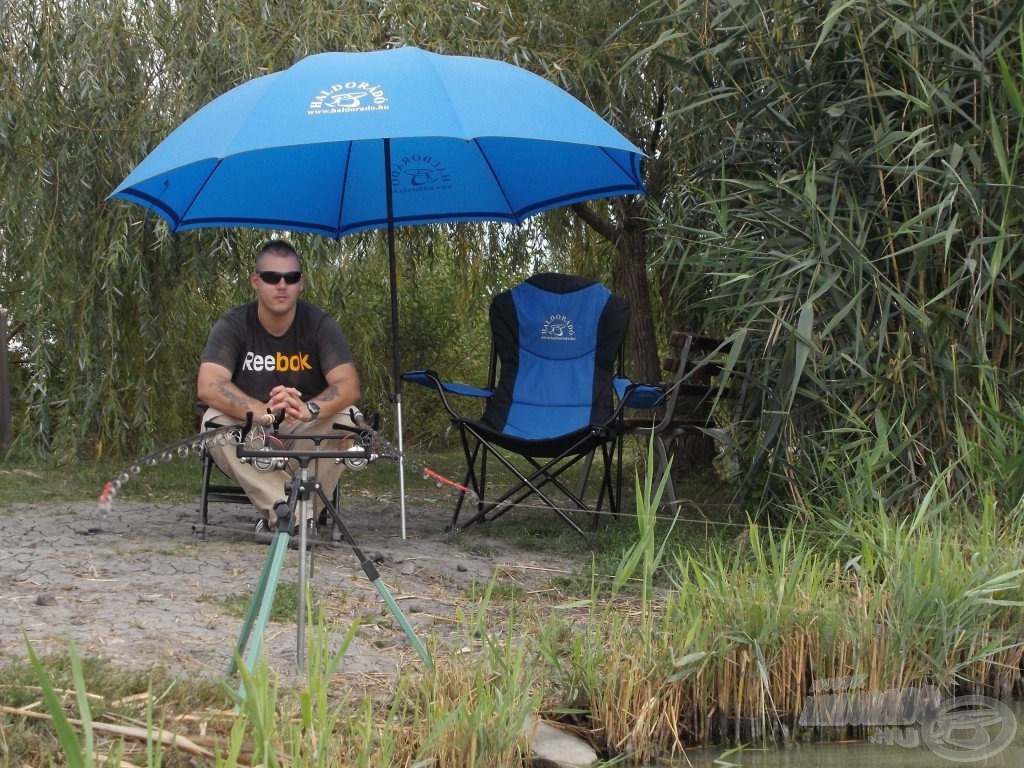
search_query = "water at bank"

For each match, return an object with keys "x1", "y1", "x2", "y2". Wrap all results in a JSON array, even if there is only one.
[{"x1": 670, "y1": 701, "x2": 1024, "y2": 768}]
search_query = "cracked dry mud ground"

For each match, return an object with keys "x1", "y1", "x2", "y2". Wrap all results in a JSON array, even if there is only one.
[{"x1": 0, "y1": 494, "x2": 573, "y2": 684}]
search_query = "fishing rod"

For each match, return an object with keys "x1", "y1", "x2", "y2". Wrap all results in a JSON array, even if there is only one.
[{"x1": 98, "y1": 408, "x2": 475, "y2": 513}]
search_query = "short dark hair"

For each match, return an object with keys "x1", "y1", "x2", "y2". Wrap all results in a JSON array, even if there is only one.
[{"x1": 255, "y1": 239, "x2": 302, "y2": 270}]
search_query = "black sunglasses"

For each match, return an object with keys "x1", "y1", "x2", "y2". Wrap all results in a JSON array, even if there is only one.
[{"x1": 256, "y1": 270, "x2": 302, "y2": 285}]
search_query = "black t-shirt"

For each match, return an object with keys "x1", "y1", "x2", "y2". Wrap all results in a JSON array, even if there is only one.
[{"x1": 201, "y1": 300, "x2": 353, "y2": 403}]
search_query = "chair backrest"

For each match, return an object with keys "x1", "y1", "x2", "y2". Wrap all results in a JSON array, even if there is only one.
[
  {"x1": 482, "y1": 273, "x2": 629, "y2": 440},
  {"x1": 652, "y1": 331, "x2": 749, "y2": 431}
]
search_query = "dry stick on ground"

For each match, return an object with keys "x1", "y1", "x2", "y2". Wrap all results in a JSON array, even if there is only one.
[{"x1": 0, "y1": 704, "x2": 215, "y2": 759}]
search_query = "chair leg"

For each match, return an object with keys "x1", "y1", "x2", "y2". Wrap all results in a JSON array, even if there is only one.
[
  {"x1": 452, "y1": 435, "x2": 485, "y2": 531},
  {"x1": 575, "y1": 450, "x2": 596, "y2": 503},
  {"x1": 577, "y1": 446, "x2": 610, "y2": 533},
  {"x1": 456, "y1": 445, "x2": 591, "y2": 536},
  {"x1": 195, "y1": 440, "x2": 251, "y2": 539},
  {"x1": 330, "y1": 484, "x2": 342, "y2": 543},
  {"x1": 652, "y1": 436, "x2": 677, "y2": 512},
  {"x1": 595, "y1": 442, "x2": 617, "y2": 516},
  {"x1": 194, "y1": 448, "x2": 215, "y2": 540}
]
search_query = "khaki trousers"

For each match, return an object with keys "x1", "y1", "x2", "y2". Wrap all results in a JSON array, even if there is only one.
[{"x1": 202, "y1": 406, "x2": 360, "y2": 523}]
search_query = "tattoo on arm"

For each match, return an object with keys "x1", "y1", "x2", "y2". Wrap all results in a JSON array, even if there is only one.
[{"x1": 216, "y1": 381, "x2": 257, "y2": 413}]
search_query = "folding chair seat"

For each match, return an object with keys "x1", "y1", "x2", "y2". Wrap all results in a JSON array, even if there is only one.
[{"x1": 403, "y1": 273, "x2": 660, "y2": 536}]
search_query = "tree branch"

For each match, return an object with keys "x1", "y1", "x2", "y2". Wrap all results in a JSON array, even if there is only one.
[{"x1": 571, "y1": 202, "x2": 617, "y2": 243}]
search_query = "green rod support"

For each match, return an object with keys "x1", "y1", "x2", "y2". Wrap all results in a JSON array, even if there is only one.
[
  {"x1": 230, "y1": 531, "x2": 290, "y2": 689},
  {"x1": 371, "y1": 576, "x2": 433, "y2": 668}
]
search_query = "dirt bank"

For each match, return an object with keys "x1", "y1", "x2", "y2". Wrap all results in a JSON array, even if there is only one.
[{"x1": 1, "y1": 493, "x2": 573, "y2": 685}]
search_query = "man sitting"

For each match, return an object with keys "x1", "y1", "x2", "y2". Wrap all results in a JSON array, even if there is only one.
[{"x1": 197, "y1": 239, "x2": 362, "y2": 543}]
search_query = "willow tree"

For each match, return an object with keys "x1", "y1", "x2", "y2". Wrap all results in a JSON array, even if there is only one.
[
  {"x1": 636, "y1": 0, "x2": 1024, "y2": 515},
  {"x1": 0, "y1": 0, "x2": 509, "y2": 457},
  {"x1": 0, "y1": 0, "x2": 694, "y2": 459}
]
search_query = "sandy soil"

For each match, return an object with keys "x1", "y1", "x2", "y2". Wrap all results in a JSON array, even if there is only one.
[{"x1": 0, "y1": 488, "x2": 574, "y2": 686}]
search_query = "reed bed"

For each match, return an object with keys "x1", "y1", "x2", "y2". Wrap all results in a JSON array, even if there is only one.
[
  {"x1": 533, "y1": 471, "x2": 1024, "y2": 764},
  {"x1": 15, "y1": 608, "x2": 542, "y2": 767}
]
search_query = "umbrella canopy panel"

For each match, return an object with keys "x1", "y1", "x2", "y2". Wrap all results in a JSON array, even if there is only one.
[{"x1": 110, "y1": 46, "x2": 646, "y2": 238}]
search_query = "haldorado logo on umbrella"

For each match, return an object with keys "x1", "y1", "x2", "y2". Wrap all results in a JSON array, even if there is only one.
[
  {"x1": 308, "y1": 82, "x2": 389, "y2": 115},
  {"x1": 391, "y1": 153, "x2": 452, "y2": 195}
]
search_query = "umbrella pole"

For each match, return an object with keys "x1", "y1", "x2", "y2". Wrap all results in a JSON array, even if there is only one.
[
  {"x1": 396, "y1": 395, "x2": 407, "y2": 539},
  {"x1": 384, "y1": 138, "x2": 408, "y2": 539}
]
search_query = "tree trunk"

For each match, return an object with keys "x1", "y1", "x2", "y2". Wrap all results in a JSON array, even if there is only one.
[
  {"x1": 571, "y1": 199, "x2": 660, "y2": 384},
  {"x1": 617, "y1": 208, "x2": 659, "y2": 384},
  {"x1": 573, "y1": 199, "x2": 719, "y2": 475}
]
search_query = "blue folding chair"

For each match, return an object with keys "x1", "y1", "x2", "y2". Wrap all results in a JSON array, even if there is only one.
[{"x1": 403, "y1": 273, "x2": 660, "y2": 535}]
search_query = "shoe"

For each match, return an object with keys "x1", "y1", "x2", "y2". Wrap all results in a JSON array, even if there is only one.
[
  {"x1": 253, "y1": 518, "x2": 274, "y2": 545},
  {"x1": 288, "y1": 518, "x2": 318, "y2": 550}
]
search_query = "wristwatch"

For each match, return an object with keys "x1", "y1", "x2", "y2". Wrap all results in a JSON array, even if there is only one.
[{"x1": 306, "y1": 401, "x2": 321, "y2": 420}]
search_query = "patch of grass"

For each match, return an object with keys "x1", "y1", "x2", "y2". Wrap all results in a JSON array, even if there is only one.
[
  {"x1": 0, "y1": 650, "x2": 226, "y2": 709},
  {"x1": 449, "y1": 531, "x2": 499, "y2": 558},
  {"x1": 485, "y1": 579, "x2": 528, "y2": 602},
  {"x1": 210, "y1": 580, "x2": 308, "y2": 623},
  {"x1": 0, "y1": 458, "x2": 200, "y2": 506},
  {"x1": 0, "y1": 649, "x2": 231, "y2": 767},
  {"x1": 479, "y1": 513, "x2": 589, "y2": 552}
]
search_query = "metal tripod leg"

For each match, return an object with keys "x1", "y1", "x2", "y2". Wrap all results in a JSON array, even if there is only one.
[
  {"x1": 229, "y1": 483, "x2": 300, "y2": 696},
  {"x1": 227, "y1": 460, "x2": 432, "y2": 695},
  {"x1": 295, "y1": 468, "x2": 311, "y2": 670},
  {"x1": 313, "y1": 483, "x2": 433, "y2": 668},
  {"x1": 229, "y1": 528, "x2": 290, "y2": 680}
]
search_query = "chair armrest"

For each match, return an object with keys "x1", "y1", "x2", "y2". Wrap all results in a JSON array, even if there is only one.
[
  {"x1": 402, "y1": 369, "x2": 492, "y2": 398},
  {"x1": 613, "y1": 377, "x2": 666, "y2": 409}
]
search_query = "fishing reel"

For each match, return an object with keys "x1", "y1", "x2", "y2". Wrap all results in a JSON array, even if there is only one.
[
  {"x1": 341, "y1": 435, "x2": 375, "y2": 470},
  {"x1": 336, "y1": 411, "x2": 380, "y2": 470},
  {"x1": 244, "y1": 431, "x2": 288, "y2": 473}
]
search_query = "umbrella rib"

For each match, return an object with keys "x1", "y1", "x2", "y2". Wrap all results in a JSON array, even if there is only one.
[
  {"x1": 471, "y1": 140, "x2": 644, "y2": 223},
  {"x1": 334, "y1": 142, "x2": 355, "y2": 239},
  {"x1": 471, "y1": 139, "x2": 523, "y2": 224},
  {"x1": 513, "y1": 184, "x2": 645, "y2": 221},
  {"x1": 174, "y1": 159, "x2": 224, "y2": 233},
  {"x1": 600, "y1": 145, "x2": 645, "y2": 188},
  {"x1": 118, "y1": 187, "x2": 183, "y2": 230}
]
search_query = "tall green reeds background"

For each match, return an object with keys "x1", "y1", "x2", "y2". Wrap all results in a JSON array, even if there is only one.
[{"x1": 644, "y1": 0, "x2": 1024, "y2": 518}]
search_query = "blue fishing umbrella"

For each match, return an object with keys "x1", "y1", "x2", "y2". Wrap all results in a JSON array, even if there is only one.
[{"x1": 109, "y1": 45, "x2": 646, "y2": 535}]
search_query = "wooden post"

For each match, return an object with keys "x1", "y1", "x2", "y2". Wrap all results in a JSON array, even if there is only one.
[{"x1": 0, "y1": 309, "x2": 10, "y2": 454}]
